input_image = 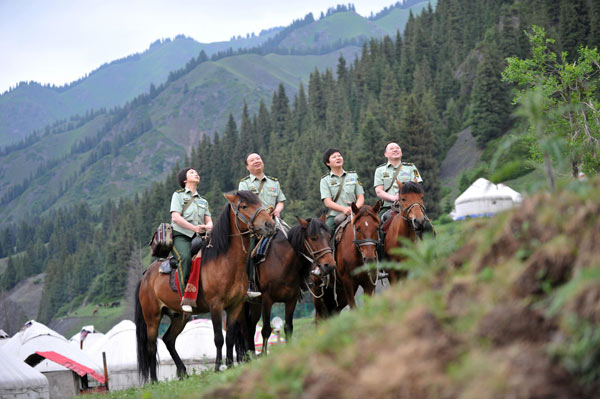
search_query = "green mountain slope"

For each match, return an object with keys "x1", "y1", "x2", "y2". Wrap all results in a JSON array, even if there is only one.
[
  {"x1": 0, "y1": 31, "x2": 282, "y2": 147},
  {"x1": 0, "y1": 47, "x2": 360, "y2": 223},
  {"x1": 0, "y1": 1, "x2": 435, "y2": 148}
]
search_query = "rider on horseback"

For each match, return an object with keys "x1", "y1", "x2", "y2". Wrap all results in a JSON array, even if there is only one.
[
  {"x1": 238, "y1": 153, "x2": 287, "y2": 298},
  {"x1": 319, "y1": 148, "x2": 364, "y2": 235},
  {"x1": 170, "y1": 167, "x2": 213, "y2": 313},
  {"x1": 374, "y1": 142, "x2": 422, "y2": 223}
]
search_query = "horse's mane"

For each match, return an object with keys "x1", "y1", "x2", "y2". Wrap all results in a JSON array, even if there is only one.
[
  {"x1": 354, "y1": 204, "x2": 379, "y2": 221},
  {"x1": 288, "y1": 218, "x2": 330, "y2": 253},
  {"x1": 200, "y1": 190, "x2": 261, "y2": 263},
  {"x1": 401, "y1": 181, "x2": 423, "y2": 195}
]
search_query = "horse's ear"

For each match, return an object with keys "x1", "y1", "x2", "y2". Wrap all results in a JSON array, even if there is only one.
[
  {"x1": 351, "y1": 202, "x2": 359, "y2": 214},
  {"x1": 296, "y1": 216, "x2": 309, "y2": 229},
  {"x1": 373, "y1": 200, "x2": 382, "y2": 214},
  {"x1": 319, "y1": 213, "x2": 327, "y2": 222},
  {"x1": 224, "y1": 192, "x2": 237, "y2": 203},
  {"x1": 396, "y1": 179, "x2": 403, "y2": 193}
]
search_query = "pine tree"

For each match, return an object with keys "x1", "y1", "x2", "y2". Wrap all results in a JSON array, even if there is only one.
[
  {"x1": 469, "y1": 44, "x2": 511, "y2": 145},
  {"x1": 559, "y1": 0, "x2": 590, "y2": 60}
]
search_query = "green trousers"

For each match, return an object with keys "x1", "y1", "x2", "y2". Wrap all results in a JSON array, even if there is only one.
[
  {"x1": 172, "y1": 232, "x2": 192, "y2": 290},
  {"x1": 325, "y1": 216, "x2": 336, "y2": 233}
]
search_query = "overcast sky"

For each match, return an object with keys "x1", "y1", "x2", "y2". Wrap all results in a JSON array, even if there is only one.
[{"x1": 0, "y1": 0, "x2": 399, "y2": 94}]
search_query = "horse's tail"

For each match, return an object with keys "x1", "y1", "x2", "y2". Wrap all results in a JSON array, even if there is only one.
[{"x1": 135, "y1": 281, "x2": 152, "y2": 383}]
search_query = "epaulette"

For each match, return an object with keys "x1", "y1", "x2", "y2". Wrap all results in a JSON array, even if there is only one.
[
  {"x1": 377, "y1": 162, "x2": 387, "y2": 168},
  {"x1": 402, "y1": 162, "x2": 415, "y2": 166},
  {"x1": 176, "y1": 188, "x2": 185, "y2": 192},
  {"x1": 239, "y1": 176, "x2": 250, "y2": 182},
  {"x1": 321, "y1": 173, "x2": 329, "y2": 179},
  {"x1": 267, "y1": 175, "x2": 278, "y2": 181},
  {"x1": 347, "y1": 170, "x2": 357, "y2": 174}
]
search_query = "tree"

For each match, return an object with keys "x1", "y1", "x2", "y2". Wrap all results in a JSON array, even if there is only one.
[
  {"x1": 503, "y1": 26, "x2": 600, "y2": 176},
  {"x1": 470, "y1": 43, "x2": 511, "y2": 145}
]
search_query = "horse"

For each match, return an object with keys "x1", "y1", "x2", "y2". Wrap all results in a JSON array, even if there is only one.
[
  {"x1": 245, "y1": 215, "x2": 335, "y2": 355},
  {"x1": 312, "y1": 202, "x2": 381, "y2": 319},
  {"x1": 135, "y1": 190, "x2": 275, "y2": 383},
  {"x1": 383, "y1": 180, "x2": 428, "y2": 283}
]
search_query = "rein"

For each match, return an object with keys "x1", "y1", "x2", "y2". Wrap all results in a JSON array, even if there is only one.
[{"x1": 298, "y1": 235, "x2": 336, "y2": 301}]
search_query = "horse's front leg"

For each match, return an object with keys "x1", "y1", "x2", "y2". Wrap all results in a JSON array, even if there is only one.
[
  {"x1": 340, "y1": 271, "x2": 358, "y2": 309},
  {"x1": 210, "y1": 306, "x2": 224, "y2": 372},
  {"x1": 225, "y1": 304, "x2": 244, "y2": 368},
  {"x1": 260, "y1": 295, "x2": 274, "y2": 355},
  {"x1": 284, "y1": 300, "x2": 296, "y2": 343}
]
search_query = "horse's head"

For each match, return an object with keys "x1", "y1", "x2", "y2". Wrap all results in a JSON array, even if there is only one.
[
  {"x1": 396, "y1": 180, "x2": 427, "y2": 239},
  {"x1": 225, "y1": 191, "x2": 275, "y2": 237},
  {"x1": 296, "y1": 216, "x2": 336, "y2": 277},
  {"x1": 350, "y1": 201, "x2": 381, "y2": 263}
]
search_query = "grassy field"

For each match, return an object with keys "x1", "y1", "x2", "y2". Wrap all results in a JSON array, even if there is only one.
[{"x1": 88, "y1": 178, "x2": 600, "y2": 398}]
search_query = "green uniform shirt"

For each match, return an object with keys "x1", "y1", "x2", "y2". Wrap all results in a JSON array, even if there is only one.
[
  {"x1": 238, "y1": 174, "x2": 286, "y2": 208},
  {"x1": 373, "y1": 161, "x2": 423, "y2": 208},
  {"x1": 170, "y1": 188, "x2": 211, "y2": 238},
  {"x1": 320, "y1": 170, "x2": 364, "y2": 217}
]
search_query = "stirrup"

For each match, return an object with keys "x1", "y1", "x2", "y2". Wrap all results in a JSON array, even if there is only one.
[{"x1": 181, "y1": 304, "x2": 193, "y2": 313}]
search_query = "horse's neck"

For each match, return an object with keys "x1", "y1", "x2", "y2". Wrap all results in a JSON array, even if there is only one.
[{"x1": 390, "y1": 214, "x2": 411, "y2": 239}]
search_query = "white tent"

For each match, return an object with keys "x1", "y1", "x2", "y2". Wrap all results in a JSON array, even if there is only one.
[
  {"x1": 85, "y1": 320, "x2": 176, "y2": 390},
  {"x1": 2, "y1": 321, "x2": 105, "y2": 399},
  {"x1": 0, "y1": 346, "x2": 49, "y2": 399},
  {"x1": 452, "y1": 178, "x2": 523, "y2": 220},
  {"x1": 174, "y1": 318, "x2": 221, "y2": 372}
]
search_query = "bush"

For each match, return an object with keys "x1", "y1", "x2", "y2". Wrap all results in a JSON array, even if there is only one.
[{"x1": 489, "y1": 160, "x2": 535, "y2": 183}]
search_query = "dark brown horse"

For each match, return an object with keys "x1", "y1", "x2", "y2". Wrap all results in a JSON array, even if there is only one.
[
  {"x1": 384, "y1": 181, "x2": 428, "y2": 283},
  {"x1": 313, "y1": 202, "x2": 381, "y2": 319},
  {"x1": 135, "y1": 191, "x2": 275, "y2": 383},
  {"x1": 245, "y1": 216, "x2": 335, "y2": 354}
]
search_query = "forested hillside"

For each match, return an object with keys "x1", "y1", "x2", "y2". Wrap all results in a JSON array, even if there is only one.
[
  {"x1": 1, "y1": 0, "x2": 599, "y2": 331},
  {"x1": 0, "y1": 1, "x2": 433, "y2": 147}
]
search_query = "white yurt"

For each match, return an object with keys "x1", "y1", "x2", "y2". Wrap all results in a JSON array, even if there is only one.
[
  {"x1": 174, "y1": 318, "x2": 222, "y2": 373},
  {"x1": 85, "y1": 320, "x2": 175, "y2": 390},
  {"x1": 452, "y1": 178, "x2": 523, "y2": 220},
  {"x1": 2, "y1": 321, "x2": 105, "y2": 399},
  {"x1": 0, "y1": 346, "x2": 49, "y2": 399}
]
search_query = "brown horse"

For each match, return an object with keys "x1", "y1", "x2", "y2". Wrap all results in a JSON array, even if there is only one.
[
  {"x1": 313, "y1": 202, "x2": 381, "y2": 319},
  {"x1": 135, "y1": 191, "x2": 275, "y2": 383},
  {"x1": 245, "y1": 216, "x2": 335, "y2": 355},
  {"x1": 384, "y1": 181, "x2": 428, "y2": 283}
]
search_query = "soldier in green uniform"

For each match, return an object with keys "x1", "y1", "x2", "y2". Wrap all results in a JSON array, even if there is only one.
[
  {"x1": 320, "y1": 148, "x2": 364, "y2": 233},
  {"x1": 374, "y1": 142, "x2": 422, "y2": 221},
  {"x1": 170, "y1": 167, "x2": 213, "y2": 312},
  {"x1": 238, "y1": 153, "x2": 286, "y2": 298},
  {"x1": 238, "y1": 153, "x2": 286, "y2": 216}
]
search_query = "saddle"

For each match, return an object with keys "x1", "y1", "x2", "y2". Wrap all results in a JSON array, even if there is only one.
[
  {"x1": 333, "y1": 216, "x2": 351, "y2": 245},
  {"x1": 158, "y1": 257, "x2": 180, "y2": 293},
  {"x1": 381, "y1": 210, "x2": 399, "y2": 233}
]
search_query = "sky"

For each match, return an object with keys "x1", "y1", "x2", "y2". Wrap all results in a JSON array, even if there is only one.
[{"x1": 0, "y1": 0, "x2": 400, "y2": 94}]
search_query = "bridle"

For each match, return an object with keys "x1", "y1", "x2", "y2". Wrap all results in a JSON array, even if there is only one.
[
  {"x1": 299, "y1": 231, "x2": 334, "y2": 300},
  {"x1": 230, "y1": 199, "x2": 270, "y2": 252},
  {"x1": 392, "y1": 199, "x2": 429, "y2": 238}
]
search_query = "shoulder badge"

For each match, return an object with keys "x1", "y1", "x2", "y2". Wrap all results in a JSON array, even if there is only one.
[
  {"x1": 402, "y1": 162, "x2": 414, "y2": 166},
  {"x1": 377, "y1": 162, "x2": 386, "y2": 168},
  {"x1": 321, "y1": 173, "x2": 329, "y2": 179},
  {"x1": 347, "y1": 170, "x2": 356, "y2": 174},
  {"x1": 240, "y1": 176, "x2": 250, "y2": 182},
  {"x1": 267, "y1": 175, "x2": 278, "y2": 181},
  {"x1": 176, "y1": 188, "x2": 185, "y2": 193}
]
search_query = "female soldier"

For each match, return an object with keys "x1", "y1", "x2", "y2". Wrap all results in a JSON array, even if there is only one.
[
  {"x1": 171, "y1": 167, "x2": 213, "y2": 312},
  {"x1": 319, "y1": 148, "x2": 364, "y2": 233}
]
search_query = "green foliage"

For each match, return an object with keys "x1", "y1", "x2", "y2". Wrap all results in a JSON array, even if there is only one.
[
  {"x1": 489, "y1": 160, "x2": 535, "y2": 183},
  {"x1": 503, "y1": 25, "x2": 600, "y2": 177}
]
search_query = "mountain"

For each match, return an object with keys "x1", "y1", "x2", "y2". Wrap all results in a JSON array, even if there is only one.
[
  {"x1": 0, "y1": 30, "x2": 282, "y2": 147},
  {"x1": 0, "y1": 46, "x2": 360, "y2": 223},
  {"x1": 0, "y1": 1, "x2": 436, "y2": 147}
]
